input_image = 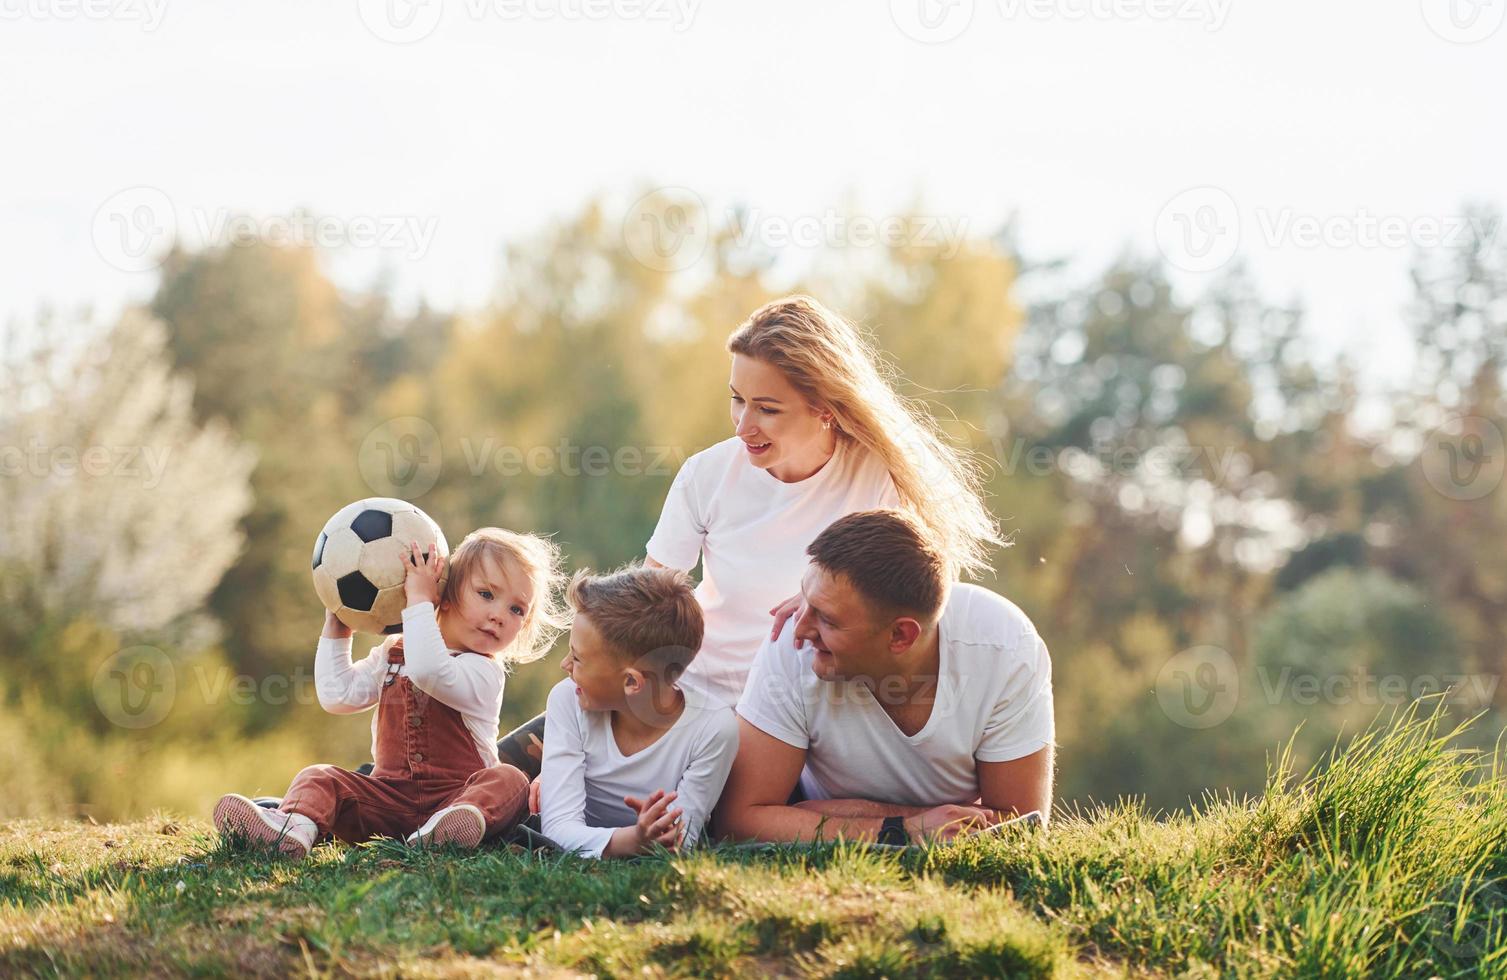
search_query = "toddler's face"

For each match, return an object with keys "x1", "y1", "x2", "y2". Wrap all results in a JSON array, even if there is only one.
[
  {"x1": 440, "y1": 555, "x2": 533, "y2": 656},
  {"x1": 560, "y1": 612, "x2": 626, "y2": 711}
]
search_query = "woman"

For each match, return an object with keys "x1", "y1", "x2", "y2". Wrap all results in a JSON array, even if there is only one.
[
  {"x1": 501, "y1": 295, "x2": 1004, "y2": 775},
  {"x1": 643, "y1": 293, "x2": 1003, "y2": 705}
]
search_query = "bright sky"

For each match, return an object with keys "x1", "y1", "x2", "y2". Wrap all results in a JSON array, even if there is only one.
[{"x1": 4, "y1": 0, "x2": 1504, "y2": 386}]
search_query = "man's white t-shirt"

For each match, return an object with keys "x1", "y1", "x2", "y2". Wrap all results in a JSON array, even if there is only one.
[
  {"x1": 539, "y1": 678, "x2": 739, "y2": 858},
  {"x1": 735, "y1": 584, "x2": 1055, "y2": 806},
  {"x1": 646, "y1": 435, "x2": 898, "y2": 706}
]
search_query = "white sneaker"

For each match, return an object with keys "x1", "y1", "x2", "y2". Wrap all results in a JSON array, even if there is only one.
[
  {"x1": 406, "y1": 803, "x2": 486, "y2": 849},
  {"x1": 213, "y1": 793, "x2": 317, "y2": 859}
]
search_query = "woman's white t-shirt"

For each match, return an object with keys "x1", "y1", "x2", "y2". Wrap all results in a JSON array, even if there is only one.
[{"x1": 646, "y1": 435, "x2": 899, "y2": 706}]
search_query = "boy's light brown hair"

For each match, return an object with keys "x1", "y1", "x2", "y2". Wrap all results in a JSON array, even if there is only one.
[
  {"x1": 567, "y1": 563, "x2": 704, "y2": 676},
  {"x1": 806, "y1": 509, "x2": 949, "y2": 623},
  {"x1": 441, "y1": 527, "x2": 570, "y2": 664}
]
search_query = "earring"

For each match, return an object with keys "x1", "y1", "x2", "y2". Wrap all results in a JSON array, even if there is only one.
[{"x1": 822, "y1": 418, "x2": 832, "y2": 431}]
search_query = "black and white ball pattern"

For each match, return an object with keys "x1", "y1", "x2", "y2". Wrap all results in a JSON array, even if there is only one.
[{"x1": 311, "y1": 498, "x2": 448, "y2": 634}]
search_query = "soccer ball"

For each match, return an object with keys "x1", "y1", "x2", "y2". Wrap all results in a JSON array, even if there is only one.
[{"x1": 311, "y1": 498, "x2": 449, "y2": 634}]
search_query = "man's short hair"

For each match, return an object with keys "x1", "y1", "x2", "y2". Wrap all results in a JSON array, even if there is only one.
[
  {"x1": 566, "y1": 562, "x2": 704, "y2": 675},
  {"x1": 806, "y1": 509, "x2": 949, "y2": 623}
]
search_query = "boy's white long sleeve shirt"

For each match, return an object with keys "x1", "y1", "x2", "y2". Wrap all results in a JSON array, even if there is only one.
[
  {"x1": 539, "y1": 678, "x2": 739, "y2": 858},
  {"x1": 313, "y1": 601, "x2": 507, "y2": 769}
]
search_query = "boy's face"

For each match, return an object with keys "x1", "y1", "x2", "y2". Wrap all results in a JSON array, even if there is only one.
[
  {"x1": 560, "y1": 612, "x2": 627, "y2": 711},
  {"x1": 439, "y1": 554, "x2": 533, "y2": 657}
]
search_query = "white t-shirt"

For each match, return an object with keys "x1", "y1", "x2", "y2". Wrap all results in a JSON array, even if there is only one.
[
  {"x1": 314, "y1": 601, "x2": 507, "y2": 770},
  {"x1": 538, "y1": 677, "x2": 740, "y2": 858},
  {"x1": 646, "y1": 436, "x2": 899, "y2": 706},
  {"x1": 735, "y1": 584, "x2": 1055, "y2": 806}
]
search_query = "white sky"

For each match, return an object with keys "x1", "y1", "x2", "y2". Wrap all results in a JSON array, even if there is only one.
[{"x1": 4, "y1": 0, "x2": 1504, "y2": 387}]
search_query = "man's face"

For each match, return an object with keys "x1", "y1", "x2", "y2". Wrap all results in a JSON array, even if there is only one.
[
  {"x1": 560, "y1": 612, "x2": 626, "y2": 711},
  {"x1": 790, "y1": 564, "x2": 889, "y2": 681}
]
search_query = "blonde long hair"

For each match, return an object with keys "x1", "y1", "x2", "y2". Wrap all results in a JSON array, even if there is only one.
[{"x1": 727, "y1": 295, "x2": 1006, "y2": 581}]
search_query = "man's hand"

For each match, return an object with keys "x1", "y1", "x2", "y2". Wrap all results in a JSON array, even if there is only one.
[
  {"x1": 768, "y1": 593, "x2": 802, "y2": 640},
  {"x1": 403, "y1": 540, "x2": 445, "y2": 607},
  {"x1": 322, "y1": 609, "x2": 353, "y2": 640},
  {"x1": 528, "y1": 775, "x2": 542, "y2": 815},
  {"x1": 902, "y1": 804, "x2": 998, "y2": 843},
  {"x1": 623, "y1": 789, "x2": 684, "y2": 853}
]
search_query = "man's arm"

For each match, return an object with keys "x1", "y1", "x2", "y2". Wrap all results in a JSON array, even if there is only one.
[
  {"x1": 804, "y1": 745, "x2": 1054, "y2": 825},
  {"x1": 713, "y1": 719, "x2": 992, "y2": 843},
  {"x1": 793, "y1": 799, "x2": 929, "y2": 819},
  {"x1": 976, "y1": 744, "x2": 1054, "y2": 826},
  {"x1": 713, "y1": 718, "x2": 892, "y2": 843}
]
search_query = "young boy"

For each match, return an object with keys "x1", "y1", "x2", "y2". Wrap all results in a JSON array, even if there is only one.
[
  {"x1": 214, "y1": 527, "x2": 566, "y2": 858},
  {"x1": 538, "y1": 563, "x2": 739, "y2": 857}
]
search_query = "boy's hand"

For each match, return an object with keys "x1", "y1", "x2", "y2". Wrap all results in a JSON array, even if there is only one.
[
  {"x1": 322, "y1": 609, "x2": 353, "y2": 640},
  {"x1": 403, "y1": 540, "x2": 445, "y2": 607},
  {"x1": 624, "y1": 790, "x2": 684, "y2": 852}
]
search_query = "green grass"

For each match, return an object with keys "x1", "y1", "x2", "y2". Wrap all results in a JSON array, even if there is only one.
[{"x1": 4, "y1": 701, "x2": 1505, "y2": 978}]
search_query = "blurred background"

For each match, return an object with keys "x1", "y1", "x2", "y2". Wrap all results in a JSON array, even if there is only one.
[{"x1": 3, "y1": 0, "x2": 1505, "y2": 819}]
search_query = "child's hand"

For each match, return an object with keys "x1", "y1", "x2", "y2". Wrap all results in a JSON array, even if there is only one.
[
  {"x1": 322, "y1": 609, "x2": 353, "y2": 640},
  {"x1": 624, "y1": 790, "x2": 684, "y2": 852},
  {"x1": 403, "y1": 540, "x2": 446, "y2": 607}
]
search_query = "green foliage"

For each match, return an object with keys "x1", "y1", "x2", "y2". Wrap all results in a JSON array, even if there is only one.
[{"x1": 4, "y1": 196, "x2": 1505, "y2": 821}]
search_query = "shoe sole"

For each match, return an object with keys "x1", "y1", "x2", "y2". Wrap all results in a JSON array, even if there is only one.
[
  {"x1": 213, "y1": 795, "x2": 310, "y2": 859},
  {"x1": 410, "y1": 807, "x2": 485, "y2": 849}
]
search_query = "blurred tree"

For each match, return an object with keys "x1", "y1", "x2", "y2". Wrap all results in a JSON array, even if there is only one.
[
  {"x1": 149, "y1": 240, "x2": 455, "y2": 682},
  {"x1": 1248, "y1": 567, "x2": 1489, "y2": 762},
  {"x1": 1382, "y1": 207, "x2": 1507, "y2": 683},
  {"x1": 0, "y1": 309, "x2": 258, "y2": 807},
  {"x1": 993, "y1": 256, "x2": 1345, "y2": 808},
  {"x1": 9, "y1": 193, "x2": 1502, "y2": 820},
  {"x1": 0, "y1": 310, "x2": 254, "y2": 657}
]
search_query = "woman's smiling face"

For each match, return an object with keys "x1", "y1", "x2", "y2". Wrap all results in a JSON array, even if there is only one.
[{"x1": 728, "y1": 353, "x2": 833, "y2": 481}]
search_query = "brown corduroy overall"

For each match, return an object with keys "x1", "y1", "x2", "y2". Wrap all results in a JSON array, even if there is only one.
[{"x1": 279, "y1": 641, "x2": 529, "y2": 843}]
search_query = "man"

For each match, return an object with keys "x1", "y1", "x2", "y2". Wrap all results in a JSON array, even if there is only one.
[{"x1": 713, "y1": 509, "x2": 1055, "y2": 845}]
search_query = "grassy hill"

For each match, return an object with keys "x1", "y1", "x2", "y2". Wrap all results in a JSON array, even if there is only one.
[{"x1": 3, "y1": 704, "x2": 1504, "y2": 978}]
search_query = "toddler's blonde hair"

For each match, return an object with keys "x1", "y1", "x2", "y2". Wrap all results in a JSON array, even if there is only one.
[{"x1": 442, "y1": 527, "x2": 569, "y2": 663}]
